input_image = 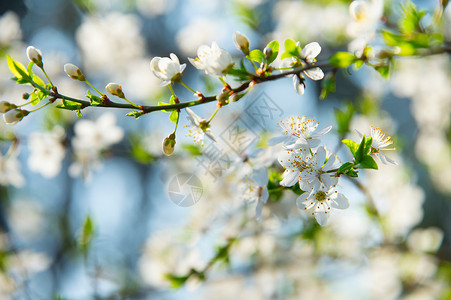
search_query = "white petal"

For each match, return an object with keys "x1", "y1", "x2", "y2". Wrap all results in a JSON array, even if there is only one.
[
  {"x1": 313, "y1": 125, "x2": 332, "y2": 137},
  {"x1": 280, "y1": 170, "x2": 299, "y2": 187},
  {"x1": 268, "y1": 135, "x2": 290, "y2": 146},
  {"x1": 169, "y1": 53, "x2": 179, "y2": 64},
  {"x1": 252, "y1": 167, "x2": 268, "y2": 186},
  {"x1": 314, "y1": 212, "x2": 329, "y2": 226},
  {"x1": 380, "y1": 152, "x2": 398, "y2": 165},
  {"x1": 304, "y1": 68, "x2": 324, "y2": 80},
  {"x1": 188, "y1": 57, "x2": 204, "y2": 70},
  {"x1": 296, "y1": 193, "x2": 309, "y2": 209},
  {"x1": 179, "y1": 63, "x2": 186, "y2": 73},
  {"x1": 293, "y1": 76, "x2": 305, "y2": 95},
  {"x1": 314, "y1": 147, "x2": 326, "y2": 166},
  {"x1": 302, "y1": 42, "x2": 321, "y2": 61},
  {"x1": 306, "y1": 139, "x2": 320, "y2": 149},
  {"x1": 331, "y1": 193, "x2": 350, "y2": 209}
]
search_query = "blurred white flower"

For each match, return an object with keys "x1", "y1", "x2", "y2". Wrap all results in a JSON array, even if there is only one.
[
  {"x1": 0, "y1": 150, "x2": 25, "y2": 187},
  {"x1": 7, "y1": 250, "x2": 51, "y2": 276},
  {"x1": 347, "y1": 0, "x2": 383, "y2": 40},
  {"x1": 407, "y1": 228, "x2": 444, "y2": 253},
  {"x1": 28, "y1": 126, "x2": 66, "y2": 178},
  {"x1": 76, "y1": 13, "x2": 145, "y2": 72},
  {"x1": 239, "y1": 167, "x2": 269, "y2": 220},
  {"x1": 0, "y1": 11, "x2": 21, "y2": 46},
  {"x1": 150, "y1": 53, "x2": 186, "y2": 86},
  {"x1": 69, "y1": 113, "x2": 123, "y2": 179},
  {"x1": 176, "y1": 18, "x2": 224, "y2": 56},
  {"x1": 136, "y1": 0, "x2": 175, "y2": 17},
  {"x1": 189, "y1": 42, "x2": 233, "y2": 76}
]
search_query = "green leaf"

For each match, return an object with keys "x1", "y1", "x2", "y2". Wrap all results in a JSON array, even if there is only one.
[
  {"x1": 27, "y1": 62, "x2": 34, "y2": 77},
  {"x1": 281, "y1": 39, "x2": 302, "y2": 60},
  {"x1": 345, "y1": 169, "x2": 359, "y2": 177},
  {"x1": 342, "y1": 139, "x2": 359, "y2": 157},
  {"x1": 164, "y1": 274, "x2": 189, "y2": 289},
  {"x1": 329, "y1": 52, "x2": 356, "y2": 68},
  {"x1": 6, "y1": 55, "x2": 31, "y2": 82},
  {"x1": 29, "y1": 92, "x2": 40, "y2": 106},
  {"x1": 364, "y1": 136, "x2": 373, "y2": 154},
  {"x1": 226, "y1": 67, "x2": 251, "y2": 80},
  {"x1": 158, "y1": 101, "x2": 173, "y2": 112},
  {"x1": 399, "y1": 1, "x2": 426, "y2": 35},
  {"x1": 182, "y1": 144, "x2": 202, "y2": 156},
  {"x1": 76, "y1": 110, "x2": 82, "y2": 117},
  {"x1": 320, "y1": 72, "x2": 336, "y2": 99},
  {"x1": 265, "y1": 40, "x2": 279, "y2": 64},
  {"x1": 338, "y1": 162, "x2": 354, "y2": 174},
  {"x1": 79, "y1": 215, "x2": 94, "y2": 254},
  {"x1": 125, "y1": 111, "x2": 144, "y2": 119},
  {"x1": 86, "y1": 90, "x2": 103, "y2": 106},
  {"x1": 32, "y1": 74, "x2": 46, "y2": 87},
  {"x1": 247, "y1": 49, "x2": 264, "y2": 63},
  {"x1": 169, "y1": 110, "x2": 179, "y2": 123},
  {"x1": 169, "y1": 95, "x2": 176, "y2": 105},
  {"x1": 355, "y1": 136, "x2": 366, "y2": 163},
  {"x1": 355, "y1": 59, "x2": 364, "y2": 69},
  {"x1": 375, "y1": 64, "x2": 390, "y2": 78},
  {"x1": 57, "y1": 98, "x2": 83, "y2": 111},
  {"x1": 359, "y1": 155, "x2": 378, "y2": 170},
  {"x1": 334, "y1": 103, "x2": 355, "y2": 136}
]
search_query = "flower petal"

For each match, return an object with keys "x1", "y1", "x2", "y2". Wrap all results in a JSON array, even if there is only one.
[
  {"x1": 252, "y1": 167, "x2": 268, "y2": 186},
  {"x1": 302, "y1": 42, "x2": 321, "y2": 61},
  {"x1": 280, "y1": 170, "x2": 299, "y2": 187},
  {"x1": 314, "y1": 212, "x2": 329, "y2": 226},
  {"x1": 293, "y1": 76, "x2": 305, "y2": 95},
  {"x1": 296, "y1": 193, "x2": 309, "y2": 209},
  {"x1": 331, "y1": 193, "x2": 350, "y2": 209},
  {"x1": 304, "y1": 68, "x2": 324, "y2": 80}
]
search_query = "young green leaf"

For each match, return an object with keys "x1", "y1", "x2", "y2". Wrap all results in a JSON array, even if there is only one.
[
  {"x1": 169, "y1": 110, "x2": 178, "y2": 123},
  {"x1": 334, "y1": 103, "x2": 355, "y2": 136},
  {"x1": 247, "y1": 49, "x2": 264, "y2": 63},
  {"x1": 329, "y1": 52, "x2": 357, "y2": 68},
  {"x1": 342, "y1": 139, "x2": 359, "y2": 157},
  {"x1": 79, "y1": 215, "x2": 94, "y2": 254},
  {"x1": 338, "y1": 162, "x2": 354, "y2": 174},
  {"x1": 320, "y1": 72, "x2": 336, "y2": 99},
  {"x1": 359, "y1": 155, "x2": 378, "y2": 170},
  {"x1": 6, "y1": 56, "x2": 31, "y2": 82}
]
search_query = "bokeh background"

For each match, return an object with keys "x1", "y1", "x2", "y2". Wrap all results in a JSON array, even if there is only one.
[{"x1": 0, "y1": 0, "x2": 451, "y2": 299}]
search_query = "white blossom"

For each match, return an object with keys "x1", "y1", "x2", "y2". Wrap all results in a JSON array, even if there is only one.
[
  {"x1": 362, "y1": 126, "x2": 398, "y2": 165},
  {"x1": 150, "y1": 53, "x2": 186, "y2": 86},
  {"x1": 268, "y1": 116, "x2": 332, "y2": 150},
  {"x1": 189, "y1": 42, "x2": 233, "y2": 76},
  {"x1": 296, "y1": 185, "x2": 349, "y2": 226},
  {"x1": 300, "y1": 42, "x2": 324, "y2": 80},
  {"x1": 185, "y1": 108, "x2": 217, "y2": 146}
]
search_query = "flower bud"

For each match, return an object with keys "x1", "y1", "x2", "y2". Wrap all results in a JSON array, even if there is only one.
[
  {"x1": 22, "y1": 92, "x2": 30, "y2": 100},
  {"x1": 216, "y1": 91, "x2": 229, "y2": 107},
  {"x1": 263, "y1": 46, "x2": 273, "y2": 61},
  {"x1": 26, "y1": 46, "x2": 43, "y2": 68},
  {"x1": 105, "y1": 83, "x2": 125, "y2": 98},
  {"x1": 64, "y1": 63, "x2": 85, "y2": 81},
  {"x1": 162, "y1": 134, "x2": 176, "y2": 156},
  {"x1": 3, "y1": 109, "x2": 28, "y2": 125},
  {"x1": 0, "y1": 101, "x2": 16, "y2": 113},
  {"x1": 229, "y1": 92, "x2": 244, "y2": 102},
  {"x1": 233, "y1": 31, "x2": 250, "y2": 55}
]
